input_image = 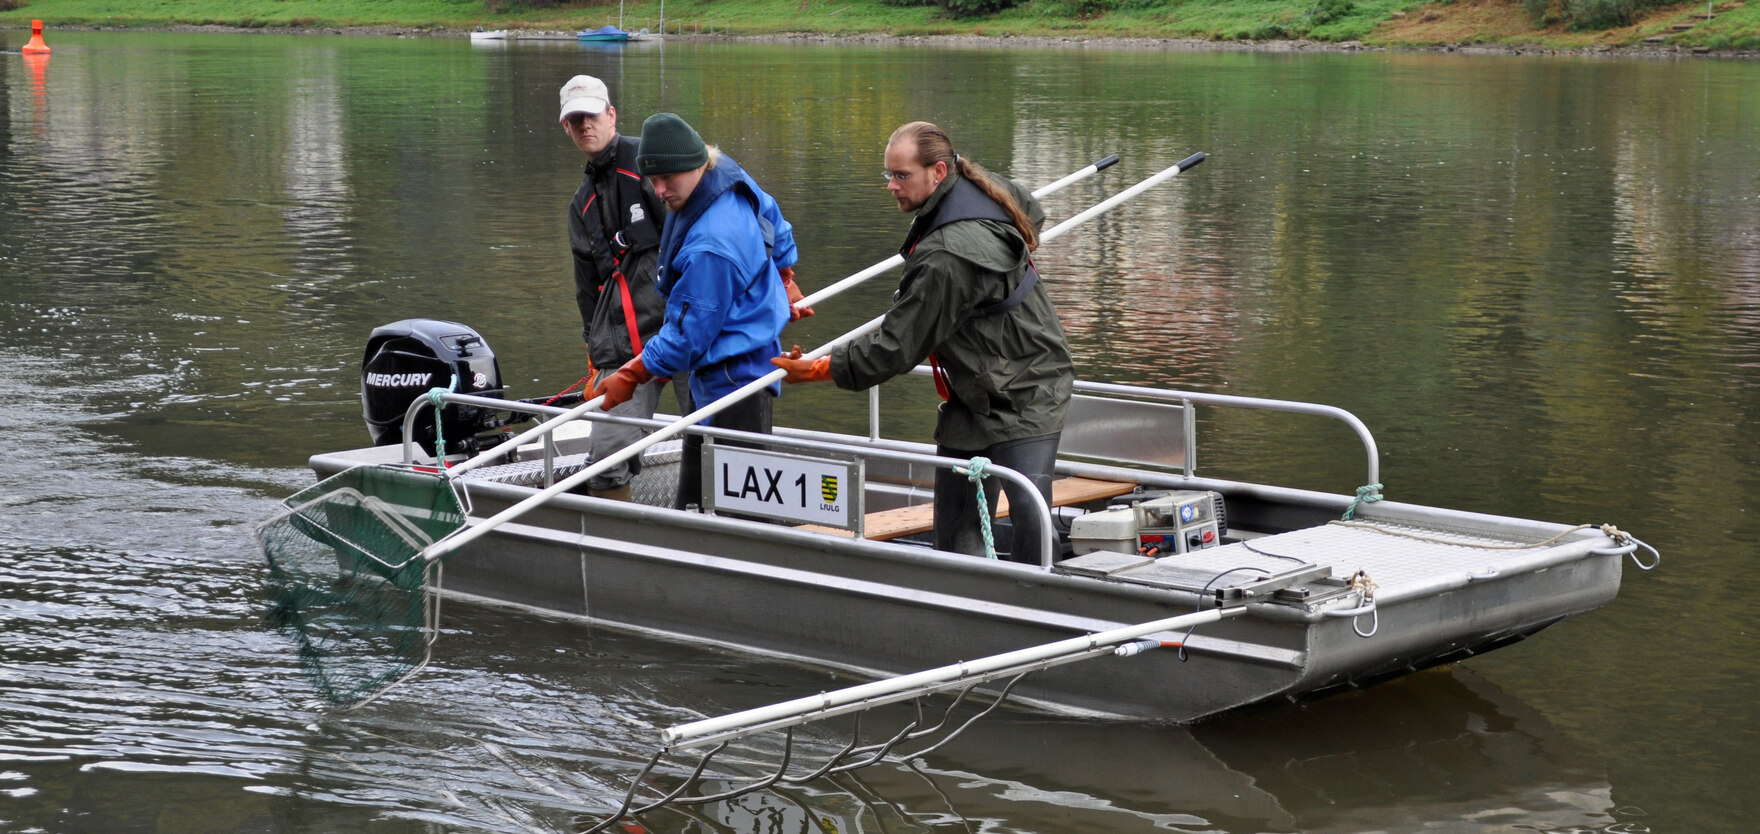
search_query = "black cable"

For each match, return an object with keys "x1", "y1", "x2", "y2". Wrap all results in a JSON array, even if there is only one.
[{"x1": 1177, "y1": 566, "x2": 1271, "y2": 662}]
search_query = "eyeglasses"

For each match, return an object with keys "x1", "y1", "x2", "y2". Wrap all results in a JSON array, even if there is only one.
[{"x1": 881, "y1": 168, "x2": 920, "y2": 184}]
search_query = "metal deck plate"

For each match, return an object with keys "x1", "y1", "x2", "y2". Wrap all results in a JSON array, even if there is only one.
[
  {"x1": 1078, "y1": 520, "x2": 1563, "y2": 595},
  {"x1": 457, "y1": 442, "x2": 684, "y2": 506},
  {"x1": 457, "y1": 453, "x2": 597, "y2": 486},
  {"x1": 1058, "y1": 551, "x2": 1157, "y2": 577}
]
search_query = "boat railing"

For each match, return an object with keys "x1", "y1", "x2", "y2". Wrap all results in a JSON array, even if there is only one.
[
  {"x1": 871, "y1": 367, "x2": 1380, "y2": 488},
  {"x1": 403, "y1": 392, "x2": 1059, "y2": 564},
  {"x1": 400, "y1": 370, "x2": 1379, "y2": 564}
]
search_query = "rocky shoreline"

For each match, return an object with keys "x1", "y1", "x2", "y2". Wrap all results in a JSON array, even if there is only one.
[{"x1": 36, "y1": 23, "x2": 1760, "y2": 59}]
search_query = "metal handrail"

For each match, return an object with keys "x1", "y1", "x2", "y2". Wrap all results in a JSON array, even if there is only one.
[
  {"x1": 878, "y1": 367, "x2": 1381, "y2": 488},
  {"x1": 402, "y1": 367, "x2": 1381, "y2": 563},
  {"x1": 404, "y1": 392, "x2": 1059, "y2": 566},
  {"x1": 1073, "y1": 378, "x2": 1380, "y2": 486}
]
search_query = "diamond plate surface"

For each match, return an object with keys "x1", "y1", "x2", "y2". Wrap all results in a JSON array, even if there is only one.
[
  {"x1": 457, "y1": 441, "x2": 684, "y2": 507},
  {"x1": 1143, "y1": 520, "x2": 1562, "y2": 590}
]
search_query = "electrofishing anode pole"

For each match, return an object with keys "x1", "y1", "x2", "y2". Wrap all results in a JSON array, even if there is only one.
[
  {"x1": 793, "y1": 154, "x2": 1120, "y2": 313},
  {"x1": 426, "y1": 155, "x2": 1120, "y2": 481},
  {"x1": 661, "y1": 602, "x2": 1243, "y2": 750},
  {"x1": 422, "y1": 152, "x2": 1206, "y2": 564}
]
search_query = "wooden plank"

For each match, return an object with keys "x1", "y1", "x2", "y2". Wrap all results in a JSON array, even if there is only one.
[
  {"x1": 1044, "y1": 476, "x2": 1139, "y2": 508},
  {"x1": 799, "y1": 477, "x2": 1136, "y2": 541},
  {"x1": 857, "y1": 502, "x2": 935, "y2": 541}
]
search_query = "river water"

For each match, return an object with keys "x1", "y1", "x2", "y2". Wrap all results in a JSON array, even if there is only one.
[{"x1": 1, "y1": 30, "x2": 1756, "y2": 833}]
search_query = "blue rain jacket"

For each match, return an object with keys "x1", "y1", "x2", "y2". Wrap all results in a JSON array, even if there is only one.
[{"x1": 646, "y1": 154, "x2": 796, "y2": 404}]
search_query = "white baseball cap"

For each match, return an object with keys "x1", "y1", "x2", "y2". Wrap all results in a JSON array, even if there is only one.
[{"x1": 559, "y1": 75, "x2": 610, "y2": 121}]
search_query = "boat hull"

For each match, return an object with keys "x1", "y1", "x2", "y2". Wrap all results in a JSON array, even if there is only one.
[{"x1": 308, "y1": 444, "x2": 1625, "y2": 722}]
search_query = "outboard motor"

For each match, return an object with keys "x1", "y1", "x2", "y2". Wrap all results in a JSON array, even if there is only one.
[{"x1": 361, "y1": 319, "x2": 506, "y2": 456}]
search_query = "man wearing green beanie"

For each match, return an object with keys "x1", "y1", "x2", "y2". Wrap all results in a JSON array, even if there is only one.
[{"x1": 593, "y1": 113, "x2": 806, "y2": 511}]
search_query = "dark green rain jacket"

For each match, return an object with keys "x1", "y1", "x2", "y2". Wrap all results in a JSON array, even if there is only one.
[{"x1": 830, "y1": 171, "x2": 1075, "y2": 449}]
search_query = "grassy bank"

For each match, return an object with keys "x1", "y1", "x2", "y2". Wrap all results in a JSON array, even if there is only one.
[{"x1": 3, "y1": 0, "x2": 1757, "y2": 52}]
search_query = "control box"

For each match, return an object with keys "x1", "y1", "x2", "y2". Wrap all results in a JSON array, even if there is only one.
[{"x1": 1069, "y1": 490, "x2": 1225, "y2": 557}]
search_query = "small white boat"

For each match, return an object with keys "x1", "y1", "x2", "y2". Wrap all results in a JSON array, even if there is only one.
[{"x1": 469, "y1": 29, "x2": 509, "y2": 41}]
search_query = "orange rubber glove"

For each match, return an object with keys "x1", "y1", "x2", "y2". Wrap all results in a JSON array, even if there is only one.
[
  {"x1": 779, "y1": 266, "x2": 814, "y2": 322},
  {"x1": 592, "y1": 355, "x2": 652, "y2": 410},
  {"x1": 771, "y1": 344, "x2": 831, "y2": 385}
]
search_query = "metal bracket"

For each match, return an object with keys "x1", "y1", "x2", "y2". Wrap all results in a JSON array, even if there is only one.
[{"x1": 1214, "y1": 564, "x2": 1332, "y2": 608}]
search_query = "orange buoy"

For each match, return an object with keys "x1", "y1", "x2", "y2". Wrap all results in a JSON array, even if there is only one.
[{"x1": 22, "y1": 19, "x2": 52, "y2": 54}]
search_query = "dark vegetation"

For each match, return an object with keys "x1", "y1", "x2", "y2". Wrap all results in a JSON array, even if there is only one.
[{"x1": 1522, "y1": 0, "x2": 1672, "y2": 28}]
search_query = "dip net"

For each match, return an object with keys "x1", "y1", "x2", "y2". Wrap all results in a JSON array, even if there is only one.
[{"x1": 256, "y1": 465, "x2": 466, "y2": 707}]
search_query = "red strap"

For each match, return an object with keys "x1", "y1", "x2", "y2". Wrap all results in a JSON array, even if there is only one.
[
  {"x1": 581, "y1": 193, "x2": 595, "y2": 216},
  {"x1": 614, "y1": 272, "x2": 644, "y2": 355},
  {"x1": 911, "y1": 241, "x2": 950, "y2": 401},
  {"x1": 543, "y1": 377, "x2": 590, "y2": 406},
  {"x1": 928, "y1": 352, "x2": 951, "y2": 402}
]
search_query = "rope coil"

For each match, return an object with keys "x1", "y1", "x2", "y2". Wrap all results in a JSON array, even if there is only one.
[
  {"x1": 1343, "y1": 482, "x2": 1383, "y2": 520},
  {"x1": 1340, "y1": 568, "x2": 1380, "y2": 637},
  {"x1": 1595, "y1": 523, "x2": 1661, "y2": 570},
  {"x1": 425, "y1": 374, "x2": 460, "y2": 465},
  {"x1": 954, "y1": 457, "x2": 998, "y2": 560}
]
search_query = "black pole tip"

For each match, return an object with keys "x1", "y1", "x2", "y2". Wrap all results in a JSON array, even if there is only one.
[
  {"x1": 1093, "y1": 154, "x2": 1120, "y2": 171},
  {"x1": 1177, "y1": 152, "x2": 1208, "y2": 171}
]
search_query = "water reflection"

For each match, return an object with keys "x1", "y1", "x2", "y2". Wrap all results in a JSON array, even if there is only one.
[
  {"x1": 532, "y1": 664, "x2": 1625, "y2": 834},
  {"x1": 934, "y1": 669, "x2": 1613, "y2": 833},
  {"x1": 22, "y1": 52, "x2": 47, "y2": 130},
  {"x1": 280, "y1": 46, "x2": 354, "y2": 287}
]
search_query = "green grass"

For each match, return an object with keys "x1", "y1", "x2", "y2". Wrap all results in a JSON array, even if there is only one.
[
  {"x1": 3, "y1": 0, "x2": 1758, "y2": 50},
  {"x1": 1671, "y1": 2, "x2": 1760, "y2": 49}
]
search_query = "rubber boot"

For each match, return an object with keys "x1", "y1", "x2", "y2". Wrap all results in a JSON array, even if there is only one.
[{"x1": 588, "y1": 483, "x2": 633, "y2": 502}]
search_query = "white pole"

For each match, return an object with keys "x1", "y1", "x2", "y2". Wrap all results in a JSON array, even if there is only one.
[
  {"x1": 662, "y1": 605, "x2": 1243, "y2": 749},
  {"x1": 795, "y1": 153, "x2": 1119, "y2": 312}
]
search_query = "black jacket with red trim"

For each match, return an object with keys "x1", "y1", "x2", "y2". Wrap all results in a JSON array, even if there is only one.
[{"x1": 568, "y1": 134, "x2": 668, "y2": 373}]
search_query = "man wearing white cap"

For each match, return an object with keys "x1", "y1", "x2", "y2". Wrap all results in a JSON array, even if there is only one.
[{"x1": 559, "y1": 74, "x2": 675, "y2": 502}]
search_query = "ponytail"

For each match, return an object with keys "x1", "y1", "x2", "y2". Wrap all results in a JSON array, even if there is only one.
[{"x1": 887, "y1": 121, "x2": 1038, "y2": 252}]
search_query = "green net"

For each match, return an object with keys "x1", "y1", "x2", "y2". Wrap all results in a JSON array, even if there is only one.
[{"x1": 256, "y1": 465, "x2": 467, "y2": 707}]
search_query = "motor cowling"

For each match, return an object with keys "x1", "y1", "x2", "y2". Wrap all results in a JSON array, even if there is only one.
[{"x1": 361, "y1": 319, "x2": 505, "y2": 455}]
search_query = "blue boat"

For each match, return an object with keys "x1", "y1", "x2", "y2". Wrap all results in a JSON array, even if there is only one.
[{"x1": 577, "y1": 25, "x2": 631, "y2": 43}]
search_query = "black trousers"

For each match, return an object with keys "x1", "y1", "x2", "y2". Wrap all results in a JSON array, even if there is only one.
[
  {"x1": 675, "y1": 390, "x2": 773, "y2": 510},
  {"x1": 933, "y1": 432, "x2": 1062, "y2": 565}
]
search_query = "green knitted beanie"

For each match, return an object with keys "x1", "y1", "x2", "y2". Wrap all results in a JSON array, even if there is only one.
[{"x1": 637, "y1": 113, "x2": 708, "y2": 175}]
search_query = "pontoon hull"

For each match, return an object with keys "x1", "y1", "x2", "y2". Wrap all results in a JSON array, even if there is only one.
[{"x1": 309, "y1": 444, "x2": 1625, "y2": 723}]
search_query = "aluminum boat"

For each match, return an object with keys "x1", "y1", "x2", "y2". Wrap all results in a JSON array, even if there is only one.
[{"x1": 309, "y1": 327, "x2": 1653, "y2": 723}]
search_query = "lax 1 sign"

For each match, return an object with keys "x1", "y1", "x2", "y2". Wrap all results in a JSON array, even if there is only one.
[{"x1": 704, "y1": 444, "x2": 863, "y2": 532}]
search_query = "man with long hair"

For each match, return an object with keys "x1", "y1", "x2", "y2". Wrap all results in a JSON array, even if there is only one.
[{"x1": 774, "y1": 121, "x2": 1075, "y2": 564}]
